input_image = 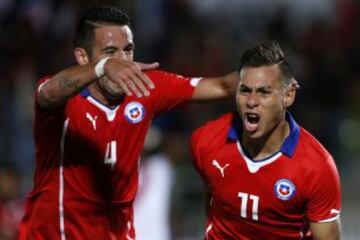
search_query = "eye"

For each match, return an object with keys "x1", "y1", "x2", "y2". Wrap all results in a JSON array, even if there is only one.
[
  {"x1": 103, "y1": 47, "x2": 117, "y2": 56},
  {"x1": 258, "y1": 88, "x2": 271, "y2": 96},
  {"x1": 104, "y1": 49, "x2": 115, "y2": 55},
  {"x1": 239, "y1": 86, "x2": 251, "y2": 95},
  {"x1": 124, "y1": 44, "x2": 134, "y2": 54}
]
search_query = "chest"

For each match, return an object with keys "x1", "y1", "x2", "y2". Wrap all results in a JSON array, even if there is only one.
[
  {"x1": 206, "y1": 143, "x2": 307, "y2": 221},
  {"x1": 63, "y1": 98, "x2": 153, "y2": 169}
]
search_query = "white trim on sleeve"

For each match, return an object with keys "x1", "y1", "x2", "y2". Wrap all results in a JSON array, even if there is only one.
[
  {"x1": 190, "y1": 77, "x2": 203, "y2": 87},
  {"x1": 318, "y1": 214, "x2": 340, "y2": 223},
  {"x1": 37, "y1": 79, "x2": 50, "y2": 93}
]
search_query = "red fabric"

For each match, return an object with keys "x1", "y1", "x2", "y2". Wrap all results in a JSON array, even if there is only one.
[
  {"x1": 191, "y1": 113, "x2": 341, "y2": 240},
  {"x1": 19, "y1": 70, "x2": 195, "y2": 240}
]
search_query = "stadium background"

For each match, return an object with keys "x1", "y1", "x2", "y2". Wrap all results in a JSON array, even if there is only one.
[{"x1": 0, "y1": 0, "x2": 359, "y2": 239}]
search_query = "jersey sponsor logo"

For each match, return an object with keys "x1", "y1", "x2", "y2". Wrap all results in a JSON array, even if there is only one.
[
  {"x1": 124, "y1": 102, "x2": 145, "y2": 124},
  {"x1": 86, "y1": 112, "x2": 98, "y2": 130},
  {"x1": 212, "y1": 160, "x2": 230, "y2": 178},
  {"x1": 274, "y1": 179, "x2": 296, "y2": 201}
]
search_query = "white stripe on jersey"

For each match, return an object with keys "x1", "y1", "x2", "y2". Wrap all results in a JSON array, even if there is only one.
[
  {"x1": 126, "y1": 221, "x2": 134, "y2": 240},
  {"x1": 205, "y1": 223, "x2": 213, "y2": 239},
  {"x1": 59, "y1": 118, "x2": 69, "y2": 240}
]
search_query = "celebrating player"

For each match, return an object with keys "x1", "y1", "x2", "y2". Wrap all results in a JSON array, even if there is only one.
[
  {"x1": 18, "y1": 5, "x2": 238, "y2": 240},
  {"x1": 191, "y1": 41, "x2": 342, "y2": 239}
]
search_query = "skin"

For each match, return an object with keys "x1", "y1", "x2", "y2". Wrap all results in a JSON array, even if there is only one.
[
  {"x1": 37, "y1": 24, "x2": 159, "y2": 109},
  {"x1": 235, "y1": 64, "x2": 341, "y2": 239},
  {"x1": 86, "y1": 24, "x2": 238, "y2": 103},
  {"x1": 236, "y1": 64, "x2": 295, "y2": 160},
  {"x1": 75, "y1": 24, "x2": 155, "y2": 105},
  {"x1": 38, "y1": 23, "x2": 237, "y2": 109}
]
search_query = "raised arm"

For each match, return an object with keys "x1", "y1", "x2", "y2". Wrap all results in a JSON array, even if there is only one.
[
  {"x1": 310, "y1": 219, "x2": 341, "y2": 240},
  {"x1": 191, "y1": 72, "x2": 239, "y2": 101},
  {"x1": 37, "y1": 58, "x2": 158, "y2": 109}
]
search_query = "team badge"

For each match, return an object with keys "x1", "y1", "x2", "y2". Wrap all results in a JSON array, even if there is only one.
[
  {"x1": 274, "y1": 179, "x2": 296, "y2": 201},
  {"x1": 124, "y1": 102, "x2": 145, "y2": 124}
]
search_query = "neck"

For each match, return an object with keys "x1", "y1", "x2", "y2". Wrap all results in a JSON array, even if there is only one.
[
  {"x1": 88, "y1": 84, "x2": 125, "y2": 107},
  {"x1": 241, "y1": 117, "x2": 290, "y2": 161}
]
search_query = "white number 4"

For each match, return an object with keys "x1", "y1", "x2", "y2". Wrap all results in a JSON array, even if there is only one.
[
  {"x1": 238, "y1": 192, "x2": 259, "y2": 221},
  {"x1": 104, "y1": 141, "x2": 117, "y2": 169}
]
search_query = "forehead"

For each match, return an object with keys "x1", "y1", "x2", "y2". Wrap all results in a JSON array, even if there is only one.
[
  {"x1": 239, "y1": 65, "x2": 282, "y2": 88},
  {"x1": 93, "y1": 24, "x2": 133, "y2": 46}
]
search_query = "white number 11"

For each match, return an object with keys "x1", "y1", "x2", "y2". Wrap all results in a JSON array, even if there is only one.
[{"x1": 238, "y1": 192, "x2": 259, "y2": 221}]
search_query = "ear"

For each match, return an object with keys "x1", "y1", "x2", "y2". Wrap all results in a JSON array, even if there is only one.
[
  {"x1": 74, "y1": 47, "x2": 90, "y2": 65},
  {"x1": 284, "y1": 78, "x2": 297, "y2": 107}
]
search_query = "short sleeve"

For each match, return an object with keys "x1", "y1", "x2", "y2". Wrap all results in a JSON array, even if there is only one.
[
  {"x1": 34, "y1": 76, "x2": 67, "y2": 125},
  {"x1": 35, "y1": 76, "x2": 51, "y2": 101},
  {"x1": 306, "y1": 156, "x2": 341, "y2": 222},
  {"x1": 146, "y1": 70, "x2": 200, "y2": 115}
]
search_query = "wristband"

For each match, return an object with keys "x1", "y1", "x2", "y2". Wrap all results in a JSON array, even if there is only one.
[{"x1": 95, "y1": 57, "x2": 111, "y2": 78}]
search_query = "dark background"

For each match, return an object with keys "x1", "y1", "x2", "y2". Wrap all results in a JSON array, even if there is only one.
[{"x1": 0, "y1": 0, "x2": 359, "y2": 239}]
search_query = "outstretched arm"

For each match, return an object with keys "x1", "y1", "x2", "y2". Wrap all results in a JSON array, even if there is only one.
[
  {"x1": 191, "y1": 72, "x2": 239, "y2": 101},
  {"x1": 37, "y1": 58, "x2": 158, "y2": 109},
  {"x1": 310, "y1": 219, "x2": 341, "y2": 240}
]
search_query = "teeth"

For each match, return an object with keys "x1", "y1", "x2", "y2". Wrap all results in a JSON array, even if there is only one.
[
  {"x1": 246, "y1": 113, "x2": 259, "y2": 125},
  {"x1": 247, "y1": 113, "x2": 258, "y2": 119}
]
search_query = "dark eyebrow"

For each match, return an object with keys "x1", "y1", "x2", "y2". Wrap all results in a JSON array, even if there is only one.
[
  {"x1": 239, "y1": 83, "x2": 250, "y2": 89},
  {"x1": 256, "y1": 86, "x2": 272, "y2": 91},
  {"x1": 238, "y1": 84, "x2": 273, "y2": 92}
]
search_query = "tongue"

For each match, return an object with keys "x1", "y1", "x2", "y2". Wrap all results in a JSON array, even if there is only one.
[{"x1": 245, "y1": 119, "x2": 259, "y2": 132}]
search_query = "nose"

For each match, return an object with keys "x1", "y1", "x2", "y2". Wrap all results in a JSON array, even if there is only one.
[{"x1": 246, "y1": 93, "x2": 259, "y2": 108}]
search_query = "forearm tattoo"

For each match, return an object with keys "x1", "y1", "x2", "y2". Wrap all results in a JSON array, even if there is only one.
[{"x1": 58, "y1": 77, "x2": 81, "y2": 90}]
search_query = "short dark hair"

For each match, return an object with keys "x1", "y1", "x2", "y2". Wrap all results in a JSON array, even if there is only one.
[
  {"x1": 74, "y1": 5, "x2": 130, "y2": 55},
  {"x1": 239, "y1": 41, "x2": 293, "y2": 86}
]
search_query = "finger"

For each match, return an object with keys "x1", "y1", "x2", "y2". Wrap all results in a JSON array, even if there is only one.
[
  {"x1": 119, "y1": 81, "x2": 133, "y2": 97},
  {"x1": 135, "y1": 62, "x2": 159, "y2": 71},
  {"x1": 133, "y1": 67, "x2": 155, "y2": 90},
  {"x1": 129, "y1": 71, "x2": 150, "y2": 97},
  {"x1": 122, "y1": 76, "x2": 143, "y2": 98}
]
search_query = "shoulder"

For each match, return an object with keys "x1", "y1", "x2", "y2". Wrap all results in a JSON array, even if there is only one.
[
  {"x1": 191, "y1": 113, "x2": 234, "y2": 156},
  {"x1": 297, "y1": 128, "x2": 336, "y2": 171},
  {"x1": 144, "y1": 70, "x2": 191, "y2": 83}
]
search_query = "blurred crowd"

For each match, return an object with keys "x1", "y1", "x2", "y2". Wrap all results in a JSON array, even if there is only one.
[{"x1": 0, "y1": 0, "x2": 360, "y2": 239}]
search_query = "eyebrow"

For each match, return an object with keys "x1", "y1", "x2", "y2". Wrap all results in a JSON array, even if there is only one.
[{"x1": 239, "y1": 84, "x2": 273, "y2": 91}]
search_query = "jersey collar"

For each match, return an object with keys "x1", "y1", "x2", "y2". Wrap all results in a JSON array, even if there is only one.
[
  {"x1": 228, "y1": 112, "x2": 300, "y2": 158},
  {"x1": 80, "y1": 88, "x2": 91, "y2": 97}
]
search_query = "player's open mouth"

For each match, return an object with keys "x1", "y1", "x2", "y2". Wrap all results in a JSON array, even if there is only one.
[{"x1": 244, "y1": 113, "x2": 260, "y2": 132}]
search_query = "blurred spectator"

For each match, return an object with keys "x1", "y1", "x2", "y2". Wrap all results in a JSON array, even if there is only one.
[
  {"x1": 0, "y1": 167, "x2": 24, "y2": 240},
  {"x1": 0, "y1": 0, "x2": 360, "y2": 239},
  {"x1": 134, "y1": 127, "x2": 174, "y2": 240}
]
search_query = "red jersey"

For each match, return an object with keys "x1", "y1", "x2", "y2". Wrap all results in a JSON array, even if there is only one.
[
  {"x1": 19, "y1": 70, "x2": 199, "y2": 240},
  {"x1": 191, "y1": 113, "x2": 341, "y2": 240}
]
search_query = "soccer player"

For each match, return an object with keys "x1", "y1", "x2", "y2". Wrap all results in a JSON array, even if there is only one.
[
  {"x1": 191, "y1": 41, "x2": 342, "y2": 240},
  {"x1": 18, "y1": 5, "x2": 238, "y2": 240}
]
